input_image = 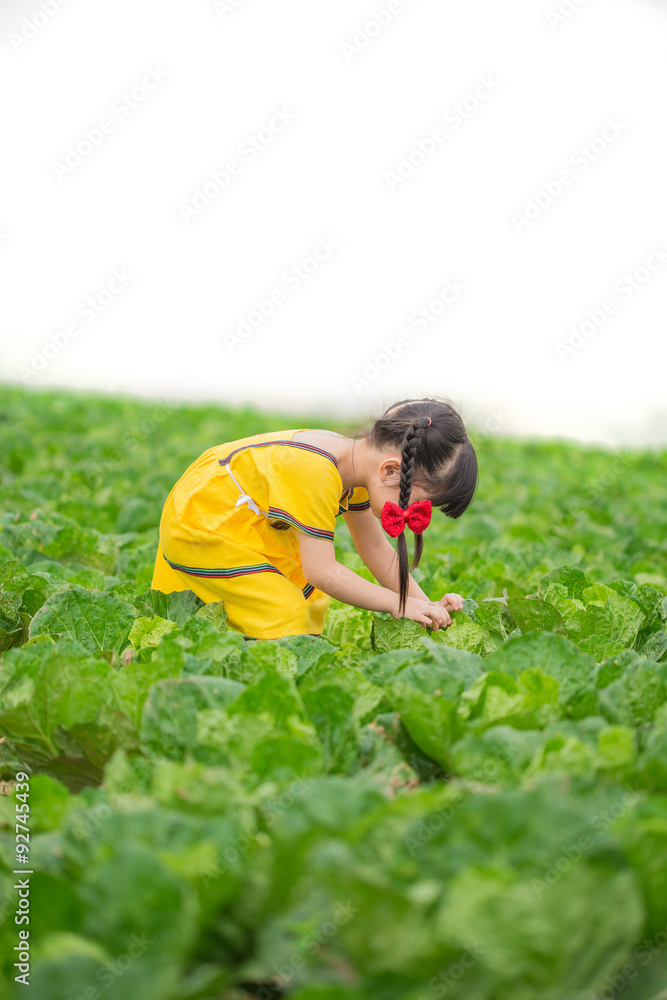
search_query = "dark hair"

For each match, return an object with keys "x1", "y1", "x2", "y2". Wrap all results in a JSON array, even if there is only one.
[{"x1": 362, "y1": 397, "x2": 478, "y2": 617}]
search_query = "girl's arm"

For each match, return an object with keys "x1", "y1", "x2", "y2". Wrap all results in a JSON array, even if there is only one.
[
  {"x1": 298, "y1": 532, "x2": 451, "y2": 628},
  {"x1": 298, "y1": 530, "x2": 398, "y2": 612},
  {"x1": 361, "y1": 534, "x2": 464, "y2": 612},
  {"x1": 360, "y1": 538, "x2": 431, "y2": 602},
  {"x1": 342, "y1": 507, "x2": 431, "y2": 601}
]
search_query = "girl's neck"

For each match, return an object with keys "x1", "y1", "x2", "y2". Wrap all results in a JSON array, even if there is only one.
[{"x1": 336, "y1": 435, "x2": 359, "y2": 494}]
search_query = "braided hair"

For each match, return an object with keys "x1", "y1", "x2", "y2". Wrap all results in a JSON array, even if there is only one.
[{"x1": 364, "y1": 397, "x2": 478, "y2": 617}]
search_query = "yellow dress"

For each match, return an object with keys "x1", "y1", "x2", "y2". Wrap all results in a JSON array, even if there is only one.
[{"x1": 151, "y1": 428, "x2": 371, "y2": 640}]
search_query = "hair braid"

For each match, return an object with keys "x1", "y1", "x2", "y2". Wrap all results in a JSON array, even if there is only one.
[{"x1": 395, "y1": 416, "x2": 430, "y2": 616}]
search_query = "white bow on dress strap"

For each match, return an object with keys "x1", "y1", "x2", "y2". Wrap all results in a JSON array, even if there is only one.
[
  {"x1": 221, "y1": 460, "x2": 264, "y2": 517},
  {"x1": 235, "y1": 492, "x2": 261, "y2": 516}
]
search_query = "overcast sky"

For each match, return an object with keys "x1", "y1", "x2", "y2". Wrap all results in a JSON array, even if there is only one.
[{"x1": 1, "y1": 0, "x2": 666, "y2": 447}]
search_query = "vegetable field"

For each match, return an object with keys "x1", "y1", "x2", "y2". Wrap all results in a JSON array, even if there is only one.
[{"x1": 1, "y1": 385, "x2": 667, "y2": 1000}]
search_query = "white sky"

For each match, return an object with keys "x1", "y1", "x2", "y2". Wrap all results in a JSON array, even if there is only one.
[{"x1": 1, "y1": 0, "x2": 666, "y2": 447}]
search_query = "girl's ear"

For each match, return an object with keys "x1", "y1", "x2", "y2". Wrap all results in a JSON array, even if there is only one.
[{"x1": 378, "y1": 457, "x2": 401, "y2": 484}]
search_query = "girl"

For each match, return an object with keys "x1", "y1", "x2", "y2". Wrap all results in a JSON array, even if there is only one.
[{"x1": 151, "y1": 397, "x2": 478, "y2": 641}]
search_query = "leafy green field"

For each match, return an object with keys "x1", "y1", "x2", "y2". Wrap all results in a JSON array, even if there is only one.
[{"x1": 1, "y1": 384, "x2": 666, "y2": 1000}]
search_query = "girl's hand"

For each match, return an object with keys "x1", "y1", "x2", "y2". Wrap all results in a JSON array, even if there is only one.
[
  {"x1": 390, "y1": 596, "x2": 452, "y2": 630},
  {"x1": 436, "y1": 592, "x2": 464, "y2": 612}
]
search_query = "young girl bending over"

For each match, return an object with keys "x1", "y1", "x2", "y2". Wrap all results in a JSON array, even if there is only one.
[{"x1": 151, "y1": 397, "x2": 478, "y2": 641}]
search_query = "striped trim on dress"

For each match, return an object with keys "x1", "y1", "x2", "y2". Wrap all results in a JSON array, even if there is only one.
[
  {"x1": 164, "y1": 552, "x2": 284, "y2": 579},
  {"x1": 219, "y1": 440, "x2": 339, "y2": 469},
  {"x1": 267, "y1": 506, "x2": 334, "y2": 541},
  {"x1": 164, "y1": 552, "x2": 318, "y2": 600},
  {"x1": 336, "y1": 501, "x2": 371, "y2": 516}
]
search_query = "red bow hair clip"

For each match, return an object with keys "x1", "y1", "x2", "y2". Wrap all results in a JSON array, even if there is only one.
[{"x1": 381, "y1": 499, "x2": 432, "y2": 537}]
